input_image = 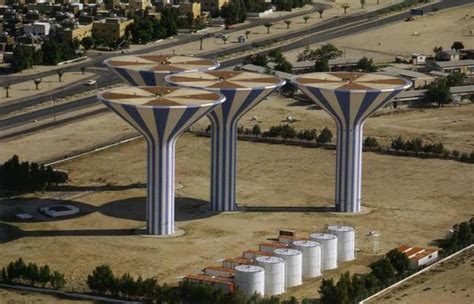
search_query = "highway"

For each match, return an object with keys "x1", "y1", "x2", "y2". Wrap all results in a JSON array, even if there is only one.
[{"x1": 0, "y1": 0, "x2": 471, "y2": 139}]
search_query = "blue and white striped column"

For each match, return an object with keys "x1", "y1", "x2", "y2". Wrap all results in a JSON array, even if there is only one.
[
  {"x1": 208, "y1": 88, "x2": 280, "y2": 212},
  {"x1": 99, "y1": 94, "x2": 222, "y2": 235},
  {"x1": 296, "y1": 81, "x2": 409, "y2": 212}
]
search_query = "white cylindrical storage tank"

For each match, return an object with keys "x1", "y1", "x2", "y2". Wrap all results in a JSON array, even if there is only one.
[
  {"x1": 234, "y1": 265, "x2": 265, "y2": 297},
  {"x1": 274, "y1": 248, "x2": 302, "y2": 288},
  {"x1": 292, "y1": 240, "x2": 321, "y2": 278},
  {"x1": 310, "y1": 233, "x2": 338, "y2": 270},
  {"x1": 327, "y1": 225, "x2": 356, "y2": 262},
  {"x1": 255, "y1": 256, "x2": 285, "y2": 296}
]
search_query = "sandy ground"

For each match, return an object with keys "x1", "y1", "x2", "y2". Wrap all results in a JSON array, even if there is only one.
[
  {"x1": 0, "y1": 127, "x2": 472, "y2": 299},
  {"x1": 369, "y1": 247, "x2": 474, "y2": 304},
  {"x1": 0, "y1": 72, "x2": 95, "y2": 105},
  {"x1": 0, "y1": 288, "x2": 94, "y2": 303},
  {"x1": 284, "y1": 3, "x2": 474, "y2": 63},
  {"x1": 1, "y1": 94, "x2": 473, "y2": 164}
]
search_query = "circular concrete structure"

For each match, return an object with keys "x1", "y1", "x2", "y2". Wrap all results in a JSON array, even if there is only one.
[
  {"x1": 104, "y1": 55, "x2": 219, "y2": 86},
  {"x1": 98, "y1": 86, "x2": 224, "y2": 235},
  {"x1": 292, "y1": 72, "x2": 411, "y2": 213},
  {"x1": 166, "y1": 71, "x2": 285, "y2": 212}
]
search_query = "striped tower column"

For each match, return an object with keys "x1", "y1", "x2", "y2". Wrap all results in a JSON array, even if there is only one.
[
  {"x1": 98, "y1": 87, "x2": 224, "y2": 235},
  {"x1": 165, "y1": 71, "x2": 286, "y2": 212},
  {"x1": 293, "y1": 72, "x2": 411, "y2": 212}
]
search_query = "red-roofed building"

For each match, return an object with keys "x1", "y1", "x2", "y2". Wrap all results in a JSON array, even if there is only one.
[{"x1": 397, "y1": 245, "x2": 439, "y2": 269}]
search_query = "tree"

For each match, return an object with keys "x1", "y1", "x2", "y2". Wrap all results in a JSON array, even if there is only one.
[
  {"x1": 424, "y1": 78, "x2": 452, "y2": 107},
  {"x1": 264, "y1": 22, "x2": 273, "y2": 34},
  {"x1": 336, "y1": 272, "x2": 351, "y2": 303},
  {"x1": 318, "y1": 8, "x2": 325, "y2": 18},
  {"x1": 451, "y1": 41, "x2": 464, "y2": 52},
  {"x1": 81, "y1": 36, "x2": 94, "y2": 50},
  {"x1": 320, "y1": 278, "x2": 338, "y2": 304},
  {"x1": 50, "y1": 271, "x2": 65, "y2": 289},
  {"x1": 38, "y1": 265, "x2": 51, "y2": 287},
  {"x1": 81, "y1": 66, "x2": 86, "y2": 75},
  {"x1": 246, "y1": 53, "x2": 268, "y2": 67},
  {"x1": 446, "y1": 72, "x2": 464, "y2": 86},
  {"x1": 342, "y1": 3, "x2": 350, "y2": 14},
  {"x1": 364, "y1": 136, "x2": 380, "y2": 149},
  {"x1": 4, "y1": 84, "x2": 10, "y2": 98},
  {"x1": 57, "y1": 69, "x2": 64, "y2": 82},
  {"x1": 303, "y1": 15, "x2": 310, "y2": 24},
  {"x1": 369, "y1": 258, "x2": 396, "y2": 285},
  {"x1": 221, "y1": 0, "x2": 247, "y2": 26},
  {"x1": 245, "y1": 30, "x2": 251, "y2": 39},
  {"x1": 87, "y1": 265, "x2": 116, "y2": 295},
  {"x1": 222, "y1": 36, "x2": 228, "y2": 44},
  {"x1": 391, "y1": 136, "x2": 405, "y2": 151},
  {"x1": 357, "y1": 57, "x2": 377, "y2": 72},
  {"x1": 350, "y1": 274, "x2": 368, "y2": 300},
  {"x1": 252, "y1": 125, "x2": 261, "y2": 136},
  {"x1": 317, "y1": 127, "x2": 333, "y2": 144},
  {"x1": 26, "y1": 263, "x2": 39, "y2": 286},
  {"x1": 34, "y1": 79, "x2": 42, "y2": 90},
  {"x1": 314, "y1": 57, "x2": 329, "y2": 72},
  {"x1": 284, "y1": 20, "x2": 292, "y2": 29},
  {"x1": 386, "y1": 249, "x2": 410, "y2": 275},
  {"x1": 360, "y1": 0, "x2": 365, "y2": 9},
  {"x1": 11, "y1": 45, "x2": 35, "y2": 72}
]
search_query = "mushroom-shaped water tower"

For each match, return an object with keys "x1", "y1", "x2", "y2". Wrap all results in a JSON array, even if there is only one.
[
  {"x1": 104, "y1": 55, "x2": 219, "y2": 86},
  {"x1": 166, "y1": 71, "x2": 285, "y2": 212},
  {"x1": 98, "y1": 86, "x2": 225, "y2": 235},
  {"x1": 292, "y1": 72, "x2": 411, "y2": 213}
]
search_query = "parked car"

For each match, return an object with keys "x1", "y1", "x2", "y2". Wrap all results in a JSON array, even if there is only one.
[{"x1": 85, "y1": 80, "x2": 97, "y2": 86}]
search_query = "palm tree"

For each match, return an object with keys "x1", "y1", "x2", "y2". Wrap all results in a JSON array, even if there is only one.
[
  {"x1": 303, "y1": 16, "x2": 310, "y2": 24},
  {"x1": 318, "y1": 8, "x2": 325, "y2": 18},
  {"x1": 81, "y1": 66, "x2": 86, "y2": 74},
  {"x1": 222, "y1": 36, "x2": 228, "y2": 44},
  {"x1": 200, "y1": 36, "x2": 204, "y2": 50},
  {"x1": 4, "y1": 84, "x2": 10, "y2": 98},
  {"x1": 34, "y1": 79, "x2": 42, "y2": 90},
  {"x1": 264, "y1": 22, "x2": 273, "y2": 34},
  {"x1": 284, "y1": 20, "x2": 292, "y2": 29},
  {"x1": 245, "y1": 30, "x2": 251, "y2": 39},
  {"x1": 342, "y1": 4, "x2": 350, "y2": 14},
  {"x1": 360, "y1": 0, "x2": 365, "y2": 9},
  {"x1": 57, "y1": 69, "x2": 64, "y2": 82}
]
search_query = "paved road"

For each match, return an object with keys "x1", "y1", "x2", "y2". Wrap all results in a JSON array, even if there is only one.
[
  {"x1": 0, "y1": 3, "x2": 330, "y2": 87},
  {"x1": 0, "y1": 0, "x2": 471, "y2": 136}
]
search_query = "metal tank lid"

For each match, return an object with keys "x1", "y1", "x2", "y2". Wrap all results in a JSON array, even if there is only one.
[
  {"x1": 292, "y1": 240, "x2": 320, "y2": 247},
  {"x1": 256, "y1": 256, "x2": 285, "y2": 264},
  {"x1": 310, "y1": 232, "x2": 338, "y2": 240},
  {"x1": 327, "y1": 225, "x2": 355, "y2": 232},
  {"x1": 235, "y1": 265, "x2": 264, "y2": 273},
  {"x1": 274, "y1": 248, "x2": 302, "y2": 256}
]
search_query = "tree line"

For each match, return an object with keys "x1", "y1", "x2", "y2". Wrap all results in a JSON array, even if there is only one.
[
  {"x1": 0, "y1": 155, "x2": 68, "y2": 193},
  {"x1": 86, "y1": 264, "x2": 313, "y2": 303},
  {"x1": 391, "y1": 136, "x2": 474, "y2": 163},
  {"x1": 0, "y1": 258, "x2": 65, "y2": 289},
  {"x1": 438, "y1": 218, "x2": 474, "y2": 253},
  {"x1": 11, "y1": 34, "x2": 78, "y2": 72}
]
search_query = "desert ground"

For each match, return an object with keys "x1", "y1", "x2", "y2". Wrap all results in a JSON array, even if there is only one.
[
  {"x1": 1, "y1": 94, "x2": 473, "y2": 164},
  {"x1": 368, "y1": 247, "x2": 474, "y2": 304},
  {"x1": 0, "y1": 113, "x2": 472, "y2": 300},
  {"x1": 284, "y1": 3, "x2": 474, "y2": 63}
]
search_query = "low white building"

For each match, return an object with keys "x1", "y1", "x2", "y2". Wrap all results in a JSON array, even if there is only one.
[
  {"x1": 411, "y1": 53, "x2": 426, "y2": 65},
  {"x1": 23, "y1": 21, "x2": 51, "y2": 36},
  {"x1": 398, "y1": 245, "x2": 439, "y2": 269}
]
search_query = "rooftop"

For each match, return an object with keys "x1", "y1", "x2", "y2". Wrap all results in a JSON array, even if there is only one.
[{"x1": 434, "y1": 59, "x2": 474, "y2": 68}]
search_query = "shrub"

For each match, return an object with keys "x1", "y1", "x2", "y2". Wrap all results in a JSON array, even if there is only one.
[
  {"x1": 364, "y1": 137, "x2": 380, "y2": 149},
  {"x1": 317, "y1": 127, "x2": 333, "y2": 144}
]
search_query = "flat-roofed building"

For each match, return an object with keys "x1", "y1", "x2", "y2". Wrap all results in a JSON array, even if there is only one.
[
  {"x1": 62, "y1": 23, "x2": 93, "y2": 42},
  {"x1": 379, "y1": 66, "x2": 435, "y2": 88},
  {"x1": 431, "y1": 60, "x2": 474, "y2": 75},
  {"x1": 92, "y1": 17, "x2": 133, "y2": 43}
]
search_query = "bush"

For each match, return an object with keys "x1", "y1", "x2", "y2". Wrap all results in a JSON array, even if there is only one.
[
  {"x1": 0, "y1": 155, "x2": 68, "y2": 192},
  {"x1": 369, "y1": 258, "x2": 396, "y2": 285},
  {"x1": 87, "y1": 265, "x2": 116, "y2": 296},
  {"x1": 386, "y1": 248, "x2": 410, "y2": 275},
  {"x1": 364, "y1": 137, "x2": 380, "y2": 149},
  {"x1": 317, "y1": 127, "x2": 333, "y2": 144}
]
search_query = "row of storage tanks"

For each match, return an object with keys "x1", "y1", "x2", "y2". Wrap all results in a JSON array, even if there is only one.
[{"x1": 184, "y1": 225, "x2": 356, "y2": 297}]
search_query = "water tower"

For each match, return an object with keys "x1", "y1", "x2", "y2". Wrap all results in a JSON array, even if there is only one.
[
  {"x1": 98, "y1": 86, "x2": 224, "y2": 235},
  {"x1": 292, "y1": 72, "x2": 411, "y2": 213},
  {"x1": 166, "y1": 71, "x2": 285, "y2": 212},
  {"x1": 104, "y1": 55, "x2": 219, "y2": 86}
]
